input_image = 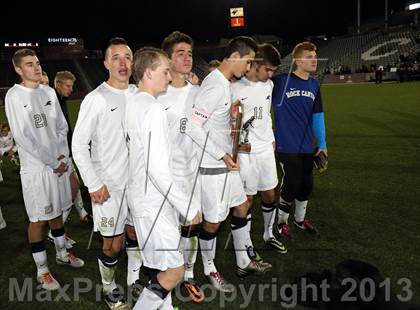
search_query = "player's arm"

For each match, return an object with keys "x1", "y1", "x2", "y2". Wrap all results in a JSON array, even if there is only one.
[
  {"x1": 267, "y1": 80, "x2": 276, "y2": 149},
  {"x1": 312, "y1": 89, "x2": 327, "y2": 156},
  {"x1": 52, "y1": 90, "x2": 70, "y2": 161},
  {"x1": 185, "y1": 84, "x2": 227, "y2": 161},
  {"x1": 271, "y1": 75, "x2": 284, "y2": 150},
  {"x1": 5, "y1": 92, "x2": 61, "y2": 169},
  {"x1": 71, "y1": 94, "x2": 104, "y2": 193},
  {"x1": 141, "y1": 104, "x2": 200, "y2": 223}
]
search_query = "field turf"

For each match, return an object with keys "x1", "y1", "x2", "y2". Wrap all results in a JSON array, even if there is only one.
[{"x1": 0, "y1": 81, "x2": 419, "y2": 309}]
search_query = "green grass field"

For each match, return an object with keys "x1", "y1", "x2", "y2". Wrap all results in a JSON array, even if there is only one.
[{"x1": 1, "y1": 82, "x2": 420, "y2": 309}]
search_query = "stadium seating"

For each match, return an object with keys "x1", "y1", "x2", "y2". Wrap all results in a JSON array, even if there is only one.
[{"x1": 278, "y1": 28, "x2": 420, "y2": 80}]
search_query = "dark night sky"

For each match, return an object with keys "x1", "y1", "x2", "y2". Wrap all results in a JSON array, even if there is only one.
[{"x1": 0, "y1": 0, "x2": 410, "y2": 49}]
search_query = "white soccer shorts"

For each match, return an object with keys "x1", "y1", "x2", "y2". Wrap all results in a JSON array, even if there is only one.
[
  {"x1": 92, "y1": 188, "x2": 129, "y2": 237},
  {"x1": 200, "y1": 170, "x2": 247, "y2": 223},
  {"x1": 21, "y1": 170, "x2": 63, "y2": 222},
  {"x1": 239, "y1": 147, "x2": 278, "y2": 196},
  {"x1": 132, "y1": 210, "x2": 183, "y2": 271}
]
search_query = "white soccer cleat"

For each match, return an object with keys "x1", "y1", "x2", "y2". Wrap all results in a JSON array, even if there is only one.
[
  {"x1": 206, "y1": 271, "x2": 235, "y2": 293},
  {"x1": 37, "y1": 272, "x2": 61, "y2": 291},
  {"x1": 56, "y1": 252, "x2": 85, "y2": 268},
  {"x1": 103, "y1": 288, "x2": 130, "y2": 310}
]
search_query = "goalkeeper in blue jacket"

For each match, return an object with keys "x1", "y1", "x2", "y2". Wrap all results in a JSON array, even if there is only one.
[{"x1": 272, "y1": 41, "x2": 327, "y2": 239}]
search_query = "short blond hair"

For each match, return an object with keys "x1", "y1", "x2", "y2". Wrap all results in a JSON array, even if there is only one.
[
  {"x1": 292, "y1": 42, "x2": 317, "y2": 60},
  {"x1": 133, "y1": 47, "x2": 168, "y2": 83},
  {"x1": 54, "y1": 70, "x2": 76, "y2": 84}
]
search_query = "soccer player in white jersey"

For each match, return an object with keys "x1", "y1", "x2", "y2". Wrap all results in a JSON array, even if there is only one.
[
  {"x1": 125, "y1": 47, "x2": 201, "y2": 310},
  {"x1": 0, "y1": 124, "x2": 17, "y2": 159},
  {"x1": 5, "y1": 49, "x2": 84, "y2": 291},
  {"x1": 158, "y1": 31, "x2": 204, "y2": 302},
  {"x1": 72, "y1": 38, "x2": 141, "y2": 309},
  {"x1": 187, "y1": 37, "x2": 272, "y2": 292},
  {"x1": 231, "y1": 43, "x2": 287, "y2": 254}
]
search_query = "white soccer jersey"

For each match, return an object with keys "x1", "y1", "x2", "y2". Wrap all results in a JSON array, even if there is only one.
[
  {"x1": 0, "y1": 132, "x2": 17, "y2": 155},
  {"x1": 187, "y1": 69, "x2": 232, "y2": 168},
  {"x1": 158, "y1": 83, "x2": 199, "y2": 178},
  {"x1": 124, "y1": 91, "x2": 198, "y2": 222},
  {"x1": 231, "y1": 78, "x2": 275, "y2": 153},
  {"x1": 72, "y1": 82, "x2": 137, "y2": 193},
  {"x1": 5, "y1": 84, "x2": 68, "y2": 173}
]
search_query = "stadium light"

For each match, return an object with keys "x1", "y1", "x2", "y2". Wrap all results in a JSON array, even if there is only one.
[{"x1": 406, "y1": 0, "x2": 420, "y2": 10}]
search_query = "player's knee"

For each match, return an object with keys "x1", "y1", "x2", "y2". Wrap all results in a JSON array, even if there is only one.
[
  {"x1": 247, "y1": 195, "x2": 254, "y2": 207},
  {"x1": 232, "y1": 200, "x2": 249, "y2": 218},
  {"x1": 103, "y1": 234, "x2": 124, "y2": 256},
  {"x1": 261, "y1": 190, "x2": 275, "y2": 204},
  {"x1": 125, "y1": 225, "x2": 137, "y2": 241},
  {"x1": 202, "y1": 221, "x2": 219, "y2": 234}
]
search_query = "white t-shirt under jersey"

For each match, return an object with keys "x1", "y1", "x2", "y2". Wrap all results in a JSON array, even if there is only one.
[
  {"x1": 5, "y1": 84, "x2": 68, "y2": 173},
  {"x1": 158, "y1": 83, "x2": 199, "y2": 178},
  {"x1": 231, "y1": 77, "x2": 275, "y2": 153},
  {"x1": 187, "y1": 69, "x2": 232, "y2": 168},
  {"x1": 72, "y1": 82, "x2": 137, "y2": 193},
  {"x1": 124, "y1": 91, "x2": 198, "y2": 222}
]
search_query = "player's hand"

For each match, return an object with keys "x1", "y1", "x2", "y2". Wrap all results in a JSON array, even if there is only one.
[
  {"x1": 53, "y1": 162, "x2": 68, "y2": 177},
  {"x1": 7, "y1": 150, "x2": 15, "y2": 158},
  {"x1": 90, "y1": 185, "x2": 110, "y2": 205},
  {"x1": 315, "y1": 148, "x2": 328, "y2": 157},
  {"x1": 186, "y1": 211, "x2": 202, "y2": 226},
  {"x1": 222, "y1": 153, "x2": 239, "y2": 171},
  {"x1": 187, "y1": 72, "x2": 199, "y2": 85}
]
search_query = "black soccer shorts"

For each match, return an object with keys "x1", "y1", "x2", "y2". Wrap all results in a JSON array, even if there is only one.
[{"x1": 277, "y1": 152, "x2": 313, "y2": 202}]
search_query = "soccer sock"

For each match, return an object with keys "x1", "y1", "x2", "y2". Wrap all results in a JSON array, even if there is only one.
[
  {"x1": 98, "y1": 253, "x2": 118, "y2": 294},
  {"x1": 134, "y1": 287, "x2": 165, "y2": 310},
  {"x1": 30, "y1": 241, "x2": 49, "y2": 277},
  {"x1": 126, "y1": 234, "x2": 142, "y2": 286},
  {"x1": 231, "y1": 215, "x2": 251, "y2": 269},
  {"x1": 62, "y1": 208, "x2": 71, "y2": 223},
  {"x1": 294, "y1": 199, "x2": 308, "y2": 223},
  {"x1": 51, "y1": 227, "x2": 67, "y2": 260},
  {"x1": 158, "y1": 292, "x2": 173, "y2": 310},
  {"x1": 245, "y1": 207, "x2": 254, "y2": 247},
  {"x1": 277, "y1": 201, "x2": 291, "y2": 224},
  {"x1": 261, "y1": 202, "x2": 276, "y2": 241},
  {"x1": 180, "y1": 226, "x2": 198, "y2": 281},
  {"x1": 134, "y1": 275, "x2": 168, "y2": 310},
  {"x1": 74, "y1": 190, "x2": 88, "y2": 219},
  {"x1": 198, "y1": 228, "x2": 217, "y2": 276}
]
